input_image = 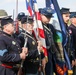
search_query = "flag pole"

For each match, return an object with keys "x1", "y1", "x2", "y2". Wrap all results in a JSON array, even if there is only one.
[
  {"x1": 13, "y1": 9, "x2": 15, "y2": 20},
  {"x1": 32, "y1": 1, "x2": 47, "y2": 75},
  {"x1": 16, "y1": 0, "x2": 18, "y2": 18},
  {"x1": 15, "y1": 0, "x2": 19, "y2": 34}
]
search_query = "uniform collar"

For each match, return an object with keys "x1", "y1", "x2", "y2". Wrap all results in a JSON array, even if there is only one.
[{"x1": 2, "y1": 31, "x2": 11, "y2": 37}]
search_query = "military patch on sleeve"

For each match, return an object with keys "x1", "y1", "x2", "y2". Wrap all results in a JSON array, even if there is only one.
[{"x1": 0, "y1": 49, "x2": 8, "y2": 56}]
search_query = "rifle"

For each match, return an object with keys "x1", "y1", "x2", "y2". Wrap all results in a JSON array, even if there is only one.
[{"x1": 17, "y1": 29, "x2": 28, "y2": 75}]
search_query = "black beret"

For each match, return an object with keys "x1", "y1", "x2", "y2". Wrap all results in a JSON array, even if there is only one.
[
  {"x1": 17, "y1": 12, "x2": 25, "y2": 21},
  {"x1": 21, "y1": 16, "x2": 34, "y2": 24},
  {"x1": 1, "y1": 16, "x2": 13, "y2": 26},
  {"x1": 70, "y1": 12, "x2": 76, "y2": 18},
  {"x1": 39, "y1": 7, "x2": 53, "y2": 18},
  {"x1": 60, "y1": 8, "x2": 70, "y2": 14}
]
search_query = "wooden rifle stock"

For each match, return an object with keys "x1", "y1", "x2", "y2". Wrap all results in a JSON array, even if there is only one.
[{"x1": 17, "y1": 60, "x2": 25, "y2": 75}]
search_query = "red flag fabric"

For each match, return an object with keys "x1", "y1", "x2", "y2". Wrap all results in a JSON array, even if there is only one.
[{"x1": 26, "y1": 0, "x2": 48, "y2": 57}]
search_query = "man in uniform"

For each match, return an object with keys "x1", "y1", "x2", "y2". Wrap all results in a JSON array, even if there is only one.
[
  {"x1": 60, "y1": 7, "x2": 73, "y2": 74},
  {"x1": 18, "y1": 15, "x2": 45, "y2": 75},
  {"x1": 39, "y1": 7, "x2": 58, "y2": 75},
  {"x1": 0, "y1": 17, "x2": 28, "y2": 75},
  {"x1": 60, "y1": 8, "x2": 71, "y2": 57},
  {"x1": 60, "y1": 8, "x2": 70, "y2": 46},
  {"x1": 69, "y1": 12, "x2": 76, "y2": 75}
]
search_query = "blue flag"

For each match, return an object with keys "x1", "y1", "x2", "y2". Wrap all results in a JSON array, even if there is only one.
[{"x1": 45, "y1": 0, "x2": 72, "y2": 75}]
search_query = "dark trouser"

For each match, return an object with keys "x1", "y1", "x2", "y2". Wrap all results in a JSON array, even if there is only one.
[
  {"x1": 73, "y1": 66, "x2": 76, "y2": 75},
  {"x1": 0, "y1": 65, "x2": 17, "y2": 75},
  {"x1": 45, "y1": 52, "x2": 54, "y2": 75}
]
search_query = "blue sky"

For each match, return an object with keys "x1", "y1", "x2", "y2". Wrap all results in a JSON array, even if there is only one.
[{"x1": 0, "y1": 0, "x2": 76, "y2": 19}]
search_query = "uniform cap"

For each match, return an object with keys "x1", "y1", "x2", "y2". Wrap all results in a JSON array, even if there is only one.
[
  {"x1": 39, "y1": 7, "x2": 53, "y2": 18},
  {"x1": 17, "y1": 12, "x2": 25, "y2": 21},
  {"x1": 1, "y1": 17, "x2": 13, "y2": 26},
  {"x1": 60, "y1": 8, "x2": 70, "y2": 14},
  {"x1": 21, "y1": 16, "x2": 34, "y2": 24},
  {"x1": 0, "y1": 10, "x2": 8, "y2": 19},
  {"x1": 70, "y1": 12, "x2": 76, "y2": 18}
]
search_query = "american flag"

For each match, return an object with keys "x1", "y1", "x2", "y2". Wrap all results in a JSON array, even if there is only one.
[{"x1": 26, "y1": 0, "x2": 48, "y2": 57}]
